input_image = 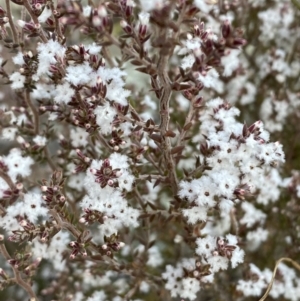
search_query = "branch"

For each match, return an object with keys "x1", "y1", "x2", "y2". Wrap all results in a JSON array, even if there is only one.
[
  {"x1": 24, "y1": 90, "x2": 39, "y2": 135},
  {"x1": 48, "y1": 0, "x2": 64, "y2": 42},
  {"x1": 137, "y1": 174, "x2": 166, "y2": 181},
  {"x1": 157, "y1": 47, "x2": 178, "y2": 195},
  {"x1": 259, "y1": 257, "x2": 300, "y2": 301},
  {"x1": 176, "y1": 97, "x2": 196, "y2": 147},
  {"x1": 49, "y1": 209, "x2": 81, "y2": 239},
  {"x1": 5, "y1": 0, "x2": 19, "y2": 45},
  {"x1": 0, "y1": 171, "x2": 15, "y2": 191},
  {"x1": 0, "y1": 243, "x2": 38, "y2": 301},
  {"x1": 22, "y1": 0, "x2": 47, "y2": 43},
  {"x1": 103, "y1": 31, "x2": 155, "y2": 69},
  {"x1": 44, "y1": 146, "x2": 58, "y2": 171}
]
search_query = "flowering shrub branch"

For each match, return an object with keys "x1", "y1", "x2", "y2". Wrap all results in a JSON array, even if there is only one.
[{"x1": 0, "y1": 0, "x2": 300, "y2": 300}]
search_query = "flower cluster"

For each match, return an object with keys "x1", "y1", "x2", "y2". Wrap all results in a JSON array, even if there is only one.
[{"x1": 0, "y1": 0, "x2": 299, "y2": 300}]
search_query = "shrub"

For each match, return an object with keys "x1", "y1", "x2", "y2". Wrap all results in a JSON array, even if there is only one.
[{"x1": 0, "y1": 0, "x2": 300, "y2": 300}]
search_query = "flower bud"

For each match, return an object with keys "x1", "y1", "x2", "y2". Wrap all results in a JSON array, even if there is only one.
[
  {"x1": 120, "y1": 20, "x2": 132, "y2": 34},
  {"x1": 221, "y1": 20, "x2": 231, "y2": 39}
]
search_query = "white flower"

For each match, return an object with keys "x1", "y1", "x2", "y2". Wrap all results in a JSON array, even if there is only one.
[
  {"x1": 147, "y1": 246, "x2": 163, "y2": 267},
  {"x1": 97, "y1": 67, "x2": 130, "y2": 106},
  {"x1": 33, "y1": 135, "x2": 47, "y2": 146},
  {"x1": 94, "y1": 102, "x2": 117, "y2": 135},
  {"x1": 181, "y1": 277, "x2": 201, "y2": 300},
  {"x1": 1, "y1": 127, "x2": 17, "y2": 140},
  {"x1": 194, "y1": 0, "x2": 215, "y2": 13},
  {"x1": 0, "y1": 177, "x2": 10, "y2": 199},
  {"x1": 195, "y1": 69, "x2": 224, "y2": 93},
  {"x1": 118, "y1": 170, "x2": 135, "y2": 191},
  {"x1": 162, "y1": 258, "x2": 201, "y2": 300},
  {"x1": 207, "y1": 254, "x2": 229, "y2": 272},
  {"x1": 38, "y1": 7, "x2": 52, "y2": 23},
  {"x1": 139, "y1": 0, "x2": 165, "y2": 11},
  {"x1": 83, "y1": 5, "x2": 92, "y2": 17},
  {"x1": 196, "y1": 236, "x2": 216, "y2": 258},
  {"x1": 65, "y1": 62, "x2": 95, "y2": 86},
  {"x1": 12, "y1": 52, "x2": 25, "y2": 65},
  {"x1": 86, "y1": 43, "x2": 102, "y2": 55},
  {"x1": 70, "y1": 127, "x2": 89, "y2": 148},
  {"x1": 246, "y1": 227, "x2": 269, "y2": 251},
  {"x1": 139, "y1": 281, "x2": 150, "y2": 293},
  {"x1": 31, "y1": 83, "x2": 55, "y2": 100},
  {"x1": 54, "y1": 82, "x2": 75, "y2": 104},
  {"x1": 31, "y1": 231, "x2": 70, "y2": 271},
  {"x1": 35, "y1": 40, "x2": 65, "y2": 79},
  {"x1": 221, "y1": 49, "x2": 241, "y2": 76},
  {"x1": 182, "y1": 206, "x2": 208, "y2": 224},
  {"x1": 86, "y1": 291, "x2": 107, "y2": 301},
  {"x1": 138, "y1": 12, "x2": 150, "y2": 26},
  {"x1": 14, "y1": 192, "x2": 48, "y2": 223},
  {"x1": 230, "y1": 247, "x2": 245, "y2": 268},
  {"x1": 0, "y1": 210, "x2": 20, "y2": 235},
  {"x1": 240, "y1": 202, "x2": 266, "y2": 228},
  {"x1": 68, "y1": 174, "x2": 85, "y2": 191},
  {"x1": 10, "y1": 72, "x2": 26, "y2": 89},
  {"x1": 2, "y1": 148, "x2": 34, "y2": 181}
]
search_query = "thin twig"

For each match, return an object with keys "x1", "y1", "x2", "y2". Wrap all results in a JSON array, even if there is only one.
[
  {"x1": 48, "y1": 0, "x2": 64, "y2": 42},
  {"x1": 124, "y1": 281, "x2": 140, "y2": 300},
  {"x1": 44, "y1": 146, "x2": 58, "y2": 171},
  {"x1": 49, "y1": 209, "x2": 81, "y2": 239},
  {"x1": 101, "y1": 46, "x2": 115, "y2": 68},
  {"x1": 137, "y1": 174, "x2": 166, "y2": 181},
  {"x1": 0, "y1": 243, "x2": 38, "y2": 301},
  {"x1": 259, "y1": 257, "x2": 300, "y2": 301},
  {"x1": 103, "y1": 31, "x2": 155, "y2": 69},
  {"x1": 117, "y1": 113, "x2": 159, "y2": 132},
  {"x1": 0, "y1": 171, "x2": 21, "y2": 207},
  {"x1": 22, "y1": 0, "x2": 48, "y2": 43},
  {"x1": 24, "y1": 90, "x2": 39, "y2": 135},
  {"x1": 49, "y1": 208, "x2": 164, "y2": 292},
  {"x1": 0, "y1": 171, "x2": 15, "y2": 191},
  {"x1": 144, "y1": 153, "x2": 163, "y2": 175},
  {"x1": 176, "y1": 97, "x2": 195, "y2": 147},
  {"x1": 95, "y1": 132, "x2": 114, "y2": 151},
  {"x1": 5, "y1": 0, "x2": 19, "y2": 45},
  {"x1": 20, "y1": 5, "x2": 27, "y2": 48}
]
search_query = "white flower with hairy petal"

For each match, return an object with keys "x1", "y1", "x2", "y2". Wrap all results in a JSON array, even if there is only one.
[
  {"x1": 195, "y1": 69, "x2": 224, "y2": 93},
  {"x1": 14, "y1": 192, "x2": 48, "y2": 223},
  {"x1": 1, "y1": 127, "x2": 17, "y2": 140},
  {"x1": 139, "y1": 0, "x2": 165, "y2": 11},
  {"x1": 97, "y1": 67, "x2": 130, "y2": 106},
  {"x1": 80, "y1": 153, "x2": 139, "y2": 238},
  {"x1": 31, "y1": 231, "x2": 70, "y2": 271},
  {"x1": 66, "y1": 62, "x2": 95, "y2": 86},
  {"x1": 70, "y1": 127, "x2": 89, "y2": 148},
  {"x1": 33, "y1": 135, "x2": 47, "y2": 146},
  {"x1": 94, "y1": 102, "x2": 117, "y2": 135},
  {"x1": 54, "y1": 82, "x2": 75, "y2": 104},
  {"x1": 38, "y1": 7, "x2": 52, "y2": 23},
  {"x1": 87, "y1": 291, "x2": 107, "y2": 301},
  {"x1": 12, "y1": 52, "x2": 25, "y2": 65},
  {"x1": 10, "y1": 72, "x2": 26, "y2": 89},
  {"x1": 221, "y1": 49, "x2": 241, "y2": 76},
  {"x1": 2, "y1": 148, "x2": 34, "y2": 181},
  {"x1": 35, "y1": 40, "x2": 66, "y2": 79},
  {"x1": 85, "y1": 43, "x2": 102, "y2": 55},
  {"x1": 31, "y1": 83, "x2": 55, "y2": 100},
  {"x1": 162, "y1": 258, "x2": 200, "y2": 300}
]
